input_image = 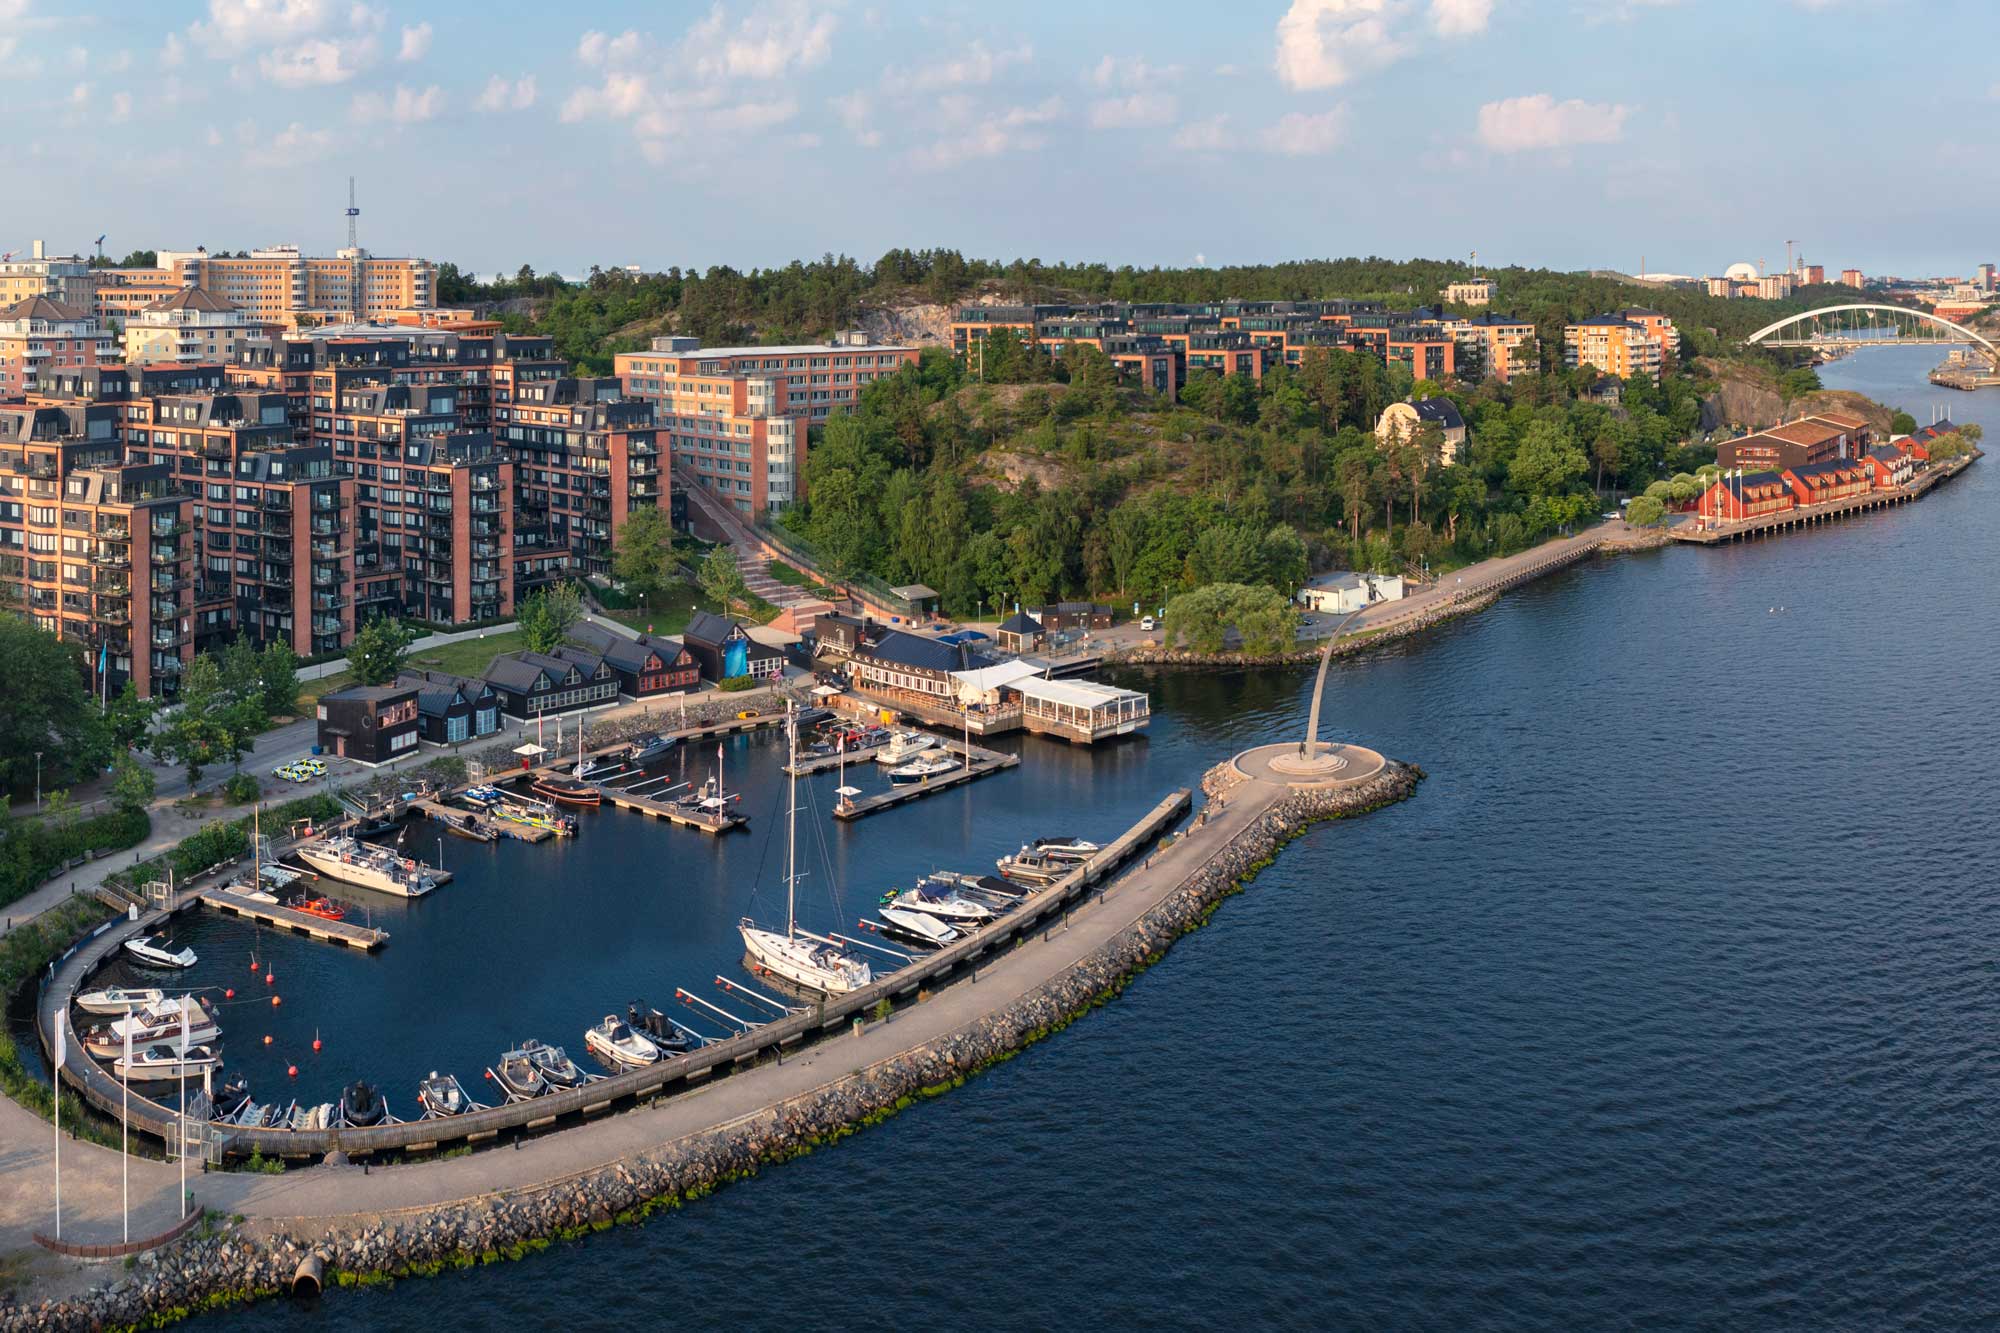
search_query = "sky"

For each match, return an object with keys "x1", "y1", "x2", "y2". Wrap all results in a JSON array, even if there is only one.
[{"x1": 0, "y1": 0, "x2": 1994, "y2": 281}]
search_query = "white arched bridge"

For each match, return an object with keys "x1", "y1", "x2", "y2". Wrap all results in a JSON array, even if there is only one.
[{"x1": 1745, "y1": 303, "x2": 2000, "y2": 367}]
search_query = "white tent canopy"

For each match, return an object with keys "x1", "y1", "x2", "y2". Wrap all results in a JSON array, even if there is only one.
[{"x1": 949, "y1": 659, "x2": 1045, "y2": 706}]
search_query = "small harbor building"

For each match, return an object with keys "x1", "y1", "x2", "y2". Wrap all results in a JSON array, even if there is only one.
[
  {"x1": 483, "y1": 650, "x2": 619, "y2": 720},
  {"x1": 398, "y1": 669, "x2": 501, "y2": 746},
  {"x1": 890, "y1": 584, "x2": 940, "y2": 618},
  {"x1": 683, "y1": 610, "x2": 785, "y2": 683},
  {"x1": 1861, "y1": 444, "x2": 1914, "y2": 489},
  {"x1": 1296, "y1": 572, "x2": 1405, "y2": 614},
  {"x1": 995, "y1": 609, "x2": 1045, "y2": 654},
  {"x1": 1035, "y1": 602, "x2": 1113, "y2": 633},
  {"x1": 315, "y1": 683, "x2": 420, "y2": 764},
  {"x1": 844, "y1": 628, "x2": 996, "y2": 701},
  {"x1": 565, "y1": 621, "x2": 700, "y2": 697},
  {"x1": 1013, "y1": 676, "x2": 1151, "y2": 743}
]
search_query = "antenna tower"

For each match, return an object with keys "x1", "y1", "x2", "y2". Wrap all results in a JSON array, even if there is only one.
[{"x1": 345, "y1": 177, "x2": 361, "y2": 252}]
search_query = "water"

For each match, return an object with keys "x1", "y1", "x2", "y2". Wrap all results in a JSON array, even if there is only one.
[{"x1": 176, "y1": 346, "x2": 2000, "y2": 1328}]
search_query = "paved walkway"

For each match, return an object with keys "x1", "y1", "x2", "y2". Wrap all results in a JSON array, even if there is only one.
[{"x1": 3, "y1": 770, "x2": 1274, "y2": 1250}]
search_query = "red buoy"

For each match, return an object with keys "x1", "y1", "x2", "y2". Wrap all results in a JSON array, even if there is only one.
[
  {"x1": 312, "y1": 1034, "x2": 323, "y2": 1052},
  {"x1": 272, "y1": 995, "x2": 282, "y2": 1007},
  {"x1": 265, "y1": 973, "x2": 274, "y2": 985},
  {"x1": 250, "y1": 958, "x2": 258, "y2": 972},
  {"x1": 483, "y1": 1069, "x2": 492, "y2": 1079},
  {"x1": 288, "y1": 1065, "x2": 298, "y2": 1077},
  {"x1": 263, "y1": 1035, "x2": 273, "y2": 1045},
  {"x1": 225, "y1": 988, "x2": 235, "y2": 999}
]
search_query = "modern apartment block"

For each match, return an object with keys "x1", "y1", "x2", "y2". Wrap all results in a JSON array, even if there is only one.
[
  {"x1": 153, "y1": 246, "x2": 436, "y2": 328},
  {"x1": 0, "y1": 402, "x2": 193, "y2": 699},
  {"x1": 614, "y1": 333, "x2": 918, "y2": 515},
  {"x1": 121, "y1": 289, "x2": 269, "y2": 365},
  {"x1": 0, "y1": 296, "x2": 113, "y2": 395},
  {"x1": 1562, "y1": 308, "x2": 1679, "y2": 381},
  {"x1": 0, "y1": 241, "x2": 95, "y2": 308},
  {"x1": 1841, "y1": 269, "x2": 1865, "y2": 288},
  {"x1": 1444, "y1": 313, "x2": 1538, "y2": 382}
]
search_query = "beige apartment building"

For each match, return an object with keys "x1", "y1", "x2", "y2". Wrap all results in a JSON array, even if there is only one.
[
  {"x1": 155, "y1": 246, "x2": 436, "y2": 327},
  {"x1": 122, "y1": 288, "x2": 269, "y2": 365},
  {"x1": 0, "y1": 241, "x2": 95, "y2": 308}
]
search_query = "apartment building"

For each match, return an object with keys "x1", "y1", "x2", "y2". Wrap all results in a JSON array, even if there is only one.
[
  {"x1": 1563, "y1": 310, "x2": 1677, "y2": 381},
  {"x1": 357, "y1": 431, "x2": 515, "y2": 626},
  {"x1": 122, "y1": 289, "x2": 269, "y2": 365},
  {"x1": 1444, "y1": 277, "x2": 1497, "y2": 305},
  {"x1": 92, "y1": 268, "x2": 188, "y2": 325},
  {"x1": 1444, "y1": 313, "x2": 1537, "y2": 382},
  {"x1": 615, "y1": 334, "x2": 916, "y2": 516},
  {"x1": 0, "y1": 403, "x2": 193, "y2": 699},
  {"x1": 499, "y1": 376, "x2": 666, "y2": 575},
  {"x1": 157, "y1": 246, "x2": 436, "y2": 328},
  {"x1": 1800, "y1": 265, "x2": 1826, "y2": 286},
  {"x1": 0, "y1": 241, "x2": 95, "y2": 308},
  {"x1": 0, "y1": 296, "x2": 113, "y2": 395},
  {"x1": 1841, "y1": 269, "x2": 1865, "y2": 289}
]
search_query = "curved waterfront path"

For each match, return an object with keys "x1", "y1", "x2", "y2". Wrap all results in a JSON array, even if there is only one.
[{"x1": 3, "y1": 766, "x2": 1286, "y2": 1264}]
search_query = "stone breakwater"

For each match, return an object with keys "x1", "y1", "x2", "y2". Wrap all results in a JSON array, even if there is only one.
[{"x1": 3, "y1": 760, "x2": 1418, "y2": 1333}]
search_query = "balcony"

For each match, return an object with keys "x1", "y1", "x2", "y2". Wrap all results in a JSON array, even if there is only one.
[
  {"x1": 312, "y1": 567, "x2": 338, "y2": 587},
  {"x1": 262, "y1": 494, "x2": 292, "y2": 512},
  {"x1": 151, "y1": 629, "x2": 181, "y2": 649},
  {"x1": 311, "y1": 615, "x2": 344, "y2": 636},
  {"x1": 150, "y1": 545, "x2": 181, "y2": 566},
  {"x1": 310, "y1": 540, "x2": 339, "y2": 560},
  {"x1": 311, "y1": 493, "x2": 339, "y2": 512},
  {"x1": 152, "y1": 573, "x2": 177, "y2": 594},
  {"x1": 311, "y1": 593, "x2": 349, "y2": 613},
  {"x1": 97, "y1": 522, "x2": 130, "y2": 540},
  {"x1": 263, "y1": 568, "x2": 293, "y2": 587},
  {"x1": 92, "y1": 544, "x2": 132, "y2": 568}
]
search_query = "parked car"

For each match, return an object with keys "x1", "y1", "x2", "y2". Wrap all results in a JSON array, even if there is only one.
[{"x1": 1139, "y1": 615, "x2": 1157, "y2": 632}]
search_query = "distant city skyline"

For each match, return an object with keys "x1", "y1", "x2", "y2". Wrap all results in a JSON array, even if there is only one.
[{"x1": 0, "y1": 0, "x2": 1993, "y2": 280}]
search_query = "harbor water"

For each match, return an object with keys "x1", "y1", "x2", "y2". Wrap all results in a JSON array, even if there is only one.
[{"x1": 161, "y1": 346, "x2": 2000, "y2": 1328}]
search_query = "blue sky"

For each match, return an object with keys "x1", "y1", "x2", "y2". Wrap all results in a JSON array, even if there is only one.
[{"x1": 0, "y1": 0, "x2": 1992, "y2": 280}]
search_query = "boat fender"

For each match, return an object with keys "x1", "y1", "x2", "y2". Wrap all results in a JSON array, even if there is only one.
[{"x1": 291, "y1": 1256, "x2": 324, "y2": 1298}]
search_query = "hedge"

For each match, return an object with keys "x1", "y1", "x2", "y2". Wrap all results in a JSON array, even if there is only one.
[{"x1": 0, "y1": 808, "x2": 150, "y2": 910}]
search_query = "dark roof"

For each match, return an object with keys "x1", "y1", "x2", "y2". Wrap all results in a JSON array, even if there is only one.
[
  {"x1": 997, "y1": 610, "x2": 1042, "y2": 634},
  {"x1": 143, "y1": 287, "x2": 238, "y2": 315},
  {"x1": 1786, "y1": 458, "x2": 1868, "y2": 481},
  {"x1": 682, "y1": 610, "x2": 740, "y2": 646},
  {"x1": 482, "y1": 653, "x2": 553, "y2": 692},
  {"x1": 863, "y1": 628, "x2": 995, "y2": 674},
  {"x1": 321, "y1": 682, "x2": 414, "y2": 704},
  {"x1": 1866, "y1": 445, "x2": 1904, "y2": 463},
  {"x1": 567, "y1": 622, "x2": 685, "y2": 673},
  {"x1": 1710, "y1": 470, "x2": 1785, "y2": 490},
  {"x1": 1618, "y1": 306, "x2": 1665, "y2": 317},
  {"x1": 1410, "y1": 397, "x2": 1465, "y2": 431},
  {"x1": 1574, "y1": 314, "x2": 1642, "y2": 328}
]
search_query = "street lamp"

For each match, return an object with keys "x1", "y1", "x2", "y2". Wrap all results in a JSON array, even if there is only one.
[{"x1": 34, "y1": 751, "x2": 42, "y2": 811}]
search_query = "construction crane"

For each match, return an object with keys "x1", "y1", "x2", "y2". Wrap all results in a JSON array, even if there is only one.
[{"x1": 94, "y1": 234, "x2": 106, "y2": 262}]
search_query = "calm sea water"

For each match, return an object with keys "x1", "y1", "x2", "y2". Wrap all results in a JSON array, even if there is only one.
[{"x1": 176, "y1": 346, "x2": 2000, "y2": 1328}]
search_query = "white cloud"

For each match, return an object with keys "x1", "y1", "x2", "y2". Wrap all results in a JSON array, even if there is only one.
[
  {"x1": 109, "y1": 90, "x2": 132, "y2": 121},
  {"x1": 190, "y1": 0, "x2": 340, "y2": 54},
  {"x1": 685, "y1": 0, "x2": 837, "y2": 81},
  {"x1": 351, "y1": 82, "x2": 443, "y2": 123},
  {"x1": 246, "y1": 119, "x2": 335, "y2": 166},
  {"x1": 577, "y1": 28, "x2": 648, "y2": 66},
  {"x1": 107, "y1": 49, "x2": 132, "y2": 73},
  {"x1": 910, "y1": 96, "x2": 1061, "y2": 170},
  {"x1": 908, "y1": 40, "x2": 1031, "y2": 91},
  {"x1": 258, "y1": 35, "x2": 370, "y2": 86},
  {"x1": 830, "y1": 90, "x2": 881, "y2": 146},
  {"x1": 474, "y1": 73, "x2": 537, "y2": 112},
  {"x1": 0, "y1": 35, "x2": 41, "y2": 76},
  {"x1": 66, "y1": 44, "x2": 87, "y2": 71},
  {"x1": 1430, "y1": 0, "x2": 1493, "y2": 35},
  {"x1": 1089, "y1": 91, "x2": 1176, "y2": 129},
  {"x1": 1090, "y1": 54, "x2": 1180, "y2": 88},
  {"x1": 1194, "y1": 252, "x2": 1207, "y2": 266},
  {"x1": 1274, "y1": 0, "x2": 1404, "y2": 90},
  {"x1": 1260, "y1": 105, "x2": 1348, "y2": 155},
  {"x1": 160, "y1": 33, "x2": 186, "y2": 67},
  {"x1": 397, "y1": 21, "x2": 430, "y2": 61},
  {"x1": 1172, "y1": 114, "x2": 1232, "y2": 151},
  {"x1": 1475, "y1": 92, "x2": 1630, "y2": 151}
]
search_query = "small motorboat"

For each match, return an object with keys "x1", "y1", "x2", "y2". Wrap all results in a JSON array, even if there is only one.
[
  {"x1": 74, "y1": 986, "x2": 164, "y2": 1016},
  {"x1": 1030, "y1": 836, "x2": 1101, "y2": 863},
  {"x1": 294, "y1": 895, "x2": 348, "y2": 921},
  {"x1": 417, "y1": 1071, "x2": 471, "y2": 1118},
  {"x1": 873, "y1": 730, "x2": 940, "y2": 765},
  {"x1": 114, "y1": 1043, "x2": 220, "y2": 1082},
  {"x1": 530, "y1": 775, "x2": 602, "y2": 807},
  {"x1": 882, "y1": 875, "x2": 994, "y2": 925},
  {"x1": 122, "y1": 935, "x2": 197, "y2": 969},
  {"x1": 584, "y1": 1015, "x2": 660, "y2": 1068},
  {"x1": 212, "y1": 1074, "x2": 252, "y2": 1121},
  {"x1": 887, "y1": 753, "x2": 959, "y2": 785},
  {"x1": 521, "y1": 1038, "x2": 586, "y2": 1088},
  {"x1": 878, "y1": 905, "x2": 961, "y2": 948},
  {"x1": 626, "y1": 1001, "x2": 697, "y2": 1056},
  {"x1": 493, "y1": 1049, "x2": 547, "y2": 1100},
  {"x1": 462, "y1": 785, "x2": 506, "y2": 807},
  {"x1": 223, "y1": 878, "x2": 280, "y2": 905},
  {"x1": 996, "y1": 845, "x2": 1069, "y2": 886},
  {"x1": 794, "y1": 707, "x2": 834, "y2": 729},
  {"x1": 622, "y1": 732, "x2": 677, "y2": 765},
  {"x1": 339, "y1": 1079, "x2": 386, "y2": 1128}
]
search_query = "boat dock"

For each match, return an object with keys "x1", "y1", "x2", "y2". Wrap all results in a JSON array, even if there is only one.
[
  {"x1": 588, "y1": 782, "x2": 746, "y2": 834},
  {"x1": 409, "y1": 796, "x2": 551, "y2": 843},
  {"x1": 832, "y1": 738, "x2": 1018, "y2": 822},
  {"x1": 195, "y1": 890, "x2": 391, "y2": 950},
  {"x1": 784, "y1": 741, "x2": 890, "y2": 775}
]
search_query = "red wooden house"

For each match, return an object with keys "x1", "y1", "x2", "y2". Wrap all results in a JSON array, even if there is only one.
[
  {"x1": 1860, "y1": 445, "x2": 1913, "y2": 490},
  {"x1": 1782, "y1": 458, "x2": 1873, "y2": 508},
  {"x1": 1696, "y1": 470, "x2": 1795, "y2": 521}
]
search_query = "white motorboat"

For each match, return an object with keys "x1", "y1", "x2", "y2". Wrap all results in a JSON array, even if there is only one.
[
  {"x1": 294, "y1": 834, "x2": 450, "y2": 898},
  {"x1": 122, "y1": 935, "x2": 197, "y2": 969},
  {"x1": 223, "y1": 877, "x2": 279, "y2": 905},
  {"x1": 493, "y1": 1049, "x2": 547, "y2": 1100},
  {"x1": 74, "y1": 986, "x2": 164, "y2": 1016},
  {"x1": 1030, "y1": 836, "x2": 1101, "y2": 863},
  {"x1": 887, "y1": 753, "x2": 959, "y2": 785},
  {"x1": 996, "y1": 845, "x2": 1069, "y2": 886},
  {"x1": 584, "y1": 1016, "x2": 660, "y2": 1068},
  {"x1": 83, "y1": 998, "x2": 219, "y2": 1059},
  {"x1": 878, "y1": 905, "x2": 961, "y2": 948},
  {"x1": 418, "y1": 1071, "x2": 472, "y2": 1118},
  {"x1": 872, "y1": 730, "x2": 939, "y2": 765},
  {"x1": 522, "y1": 1038, "x2": 586, "y2": 1088},
  {"x1": 740, "y1": 704, "x2": 877, "y2": 997},
  {"x1": 113, "y1": 1043, "x2": 220, "y2": 1082},
  {"x1": 883, "y1": 875, "x2": 994, "y2": 925}
]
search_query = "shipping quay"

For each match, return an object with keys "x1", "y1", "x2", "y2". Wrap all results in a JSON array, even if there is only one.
[{"x1": 1666, "y1": 451, "x2": 1977, "y2": 546}]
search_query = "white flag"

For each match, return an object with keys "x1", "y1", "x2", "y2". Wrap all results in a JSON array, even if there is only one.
[{"x1": 53, "y1": 1017, "x2": 65, "y2": 1070}]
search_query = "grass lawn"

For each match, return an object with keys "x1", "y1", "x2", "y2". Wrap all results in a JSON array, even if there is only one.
[
  {"x1": 599, "y1": 579, "x2": 779, "y2": 633},
  {"x1": 766, "y1": 559, "x2": 835, "y2": 598},
  {"x1": 298, "y1": 627, "x2": 531, "y2": 707}
]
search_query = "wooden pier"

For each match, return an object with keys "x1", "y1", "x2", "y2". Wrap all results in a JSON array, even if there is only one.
[
  {"x1": 196, "y1": 890, "x2": 391, "y2": 950},
  {"x1": 590, "y1": 783, "x2": 746, "y2": 834},
  {"x1": 832, "y1": 738, "x2": 1018, "y2": 821},
  {"x1": 784, "y1": 741, "x2": 889, "y2": 775},
  {"x1": 409, "y1": 797, "x2": 519, "y2": 843}
]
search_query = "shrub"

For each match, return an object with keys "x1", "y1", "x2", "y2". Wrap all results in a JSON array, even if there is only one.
[
  {"x1": 0, "y1": 807, "x2": 150, "y2": 909},
  {"x1": 219, "y1": 772, "x2": 262, "y2": 805},
  {"x1": 716, "y1": 675, "x2": 758, "y2": 693}
]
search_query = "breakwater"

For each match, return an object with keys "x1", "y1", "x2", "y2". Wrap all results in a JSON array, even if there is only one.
[{"x1": 2, "y1": 758, "x2": 1417, "y2": 1331}]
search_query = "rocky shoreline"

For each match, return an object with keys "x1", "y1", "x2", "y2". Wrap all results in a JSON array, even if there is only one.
[
  {"x1": 1108, "y1": 590, "x2": 1502, "y2": 669},
  {"x1": 3, "y1": 760, "x2": 1418, "y2": 1332}
]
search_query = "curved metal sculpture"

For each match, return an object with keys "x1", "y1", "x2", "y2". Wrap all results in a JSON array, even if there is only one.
[
  {"x1": 1744, "y1": 303, "x2": 2000, "y2": 360},
  {"x1": 1300, "y1": 605, "x2": 1370, "y2": 761}
]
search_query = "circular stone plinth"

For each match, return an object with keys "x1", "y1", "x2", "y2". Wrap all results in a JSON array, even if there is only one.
[{"x1": 1233, "y1": 741, "x2": 1388, "y2": 789}]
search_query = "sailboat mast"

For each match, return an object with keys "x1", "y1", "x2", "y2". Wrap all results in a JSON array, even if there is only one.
[{"x1": 785, "y1": 703, "x2": 798, "y2": 939}]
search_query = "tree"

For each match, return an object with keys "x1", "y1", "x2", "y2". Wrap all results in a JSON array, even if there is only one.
[
  {"x1": 103, "y1": 679, "x2": 159, "y2": 752},
  {"x1": 109, "y1": 751, "x2": 155, "y2": 814},
  {"x1": 257, "y1": 641, "x2": 301, "y2": 718},
  {"x1": 0, "y1": 614, "x2": 110, "y2": 798},
  {"x1": 1624, "y1": 495, "x2": 1666, "y2": 526},
  {"x1": 349, "y1": 616, "x2": 417, "y2": 686},
  {"x1": 611, "y1": 506, "x2": 679, "y2": 607},
  {"x1": 1889, "y1": 410, "x2": 1918, "y2": 436},
  {"x1": 517, "y1": 582, "x2": 584, "y2": 653},
  {"x1": 697, "y1": 549, "x2": 751, "y2": 619},
  {"x1": 1508, "y1": 419, "x2": 1589, "y2": 499},
  {"x1": 1163, "y1": 583, "x2": 1298, "y2": 657},
  {"x1": 1591, "y1": 429, "x2": 1624, "y2": 495}
]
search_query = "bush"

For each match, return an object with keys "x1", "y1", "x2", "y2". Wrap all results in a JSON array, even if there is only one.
[
  {"x1": 716, "y1": 675, "x2": 758, "y2": 693},
  {"x1": 0, "y1": 807, "x2": 150, "y2": 909},
  {"x1": 219, "y1": 772, "x2": 262, "y2": 805},
  {"x1": 1624, "y1": 495, "x2": 1667, "y2": 527}
]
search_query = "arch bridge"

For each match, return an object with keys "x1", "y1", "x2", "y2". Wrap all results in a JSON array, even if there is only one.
[{"x1": 1745, "y1": 303, "x2": 1999, "y2": 368}]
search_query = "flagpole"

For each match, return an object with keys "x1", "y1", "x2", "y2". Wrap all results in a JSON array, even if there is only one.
[
  {"x1": 121, "y1": 1020, "x2": 131, "y2": 1244},
  {"x1": 178, "y1": 999, "x2": 190, "y2": 1219},
  {"x1": 53, "y1": 1014, "x2": 63, "y2": 1240}
]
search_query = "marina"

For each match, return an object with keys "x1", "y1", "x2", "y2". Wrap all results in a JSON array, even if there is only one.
[
  {"x1": 194, "y1": 888, "x2": 392, "y2": 950},
  {"x1": 831, "y1": 737, "x2": 1019, "y2": 820}
]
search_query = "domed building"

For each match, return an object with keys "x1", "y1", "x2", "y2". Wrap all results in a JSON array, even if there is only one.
[{"x1": 1724, "y1": 261, "x2": 1759, "y2": 282}]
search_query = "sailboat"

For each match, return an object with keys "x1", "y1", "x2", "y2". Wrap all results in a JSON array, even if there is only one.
[{"x1": 739, "y1": 704, "x2": 875, "y2": 996}]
